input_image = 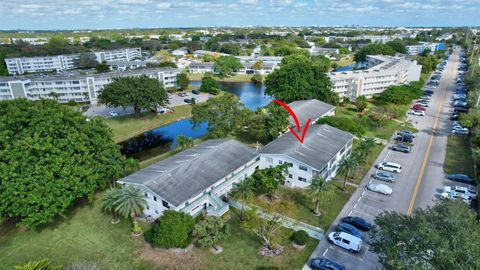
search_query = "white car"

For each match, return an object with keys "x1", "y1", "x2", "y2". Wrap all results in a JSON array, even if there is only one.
[
  {"x1": 440, "y1": 191, "x2": 471, "y2": 204},
  {"x1": 327, "y1": 232, "x2": 362, "y2": 253},
  {"x1": 367, "y1": 183, "x2": 393, "y2": 195},
  {"x1": 108, "y1": 111, "x2": 118, "y2": 117},
  {"x1": 377, "y1": 162, "x2": 402, "y2": 173},
  {"x1": 409, "y1": 110, "x2": 425, "y2": 116},
  {"x1": 443, "y1": 186, "x2": 477, "y2": 199}
]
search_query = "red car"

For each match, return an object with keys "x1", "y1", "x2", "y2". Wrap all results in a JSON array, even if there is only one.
[{"x1": 412, "y1": 105, "x2": 426, "y2": 111}]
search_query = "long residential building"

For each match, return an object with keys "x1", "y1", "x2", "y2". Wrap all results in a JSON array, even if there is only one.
[
  {"x1": 405, "y1": 42, "x2": 445, "y2": 56},
  {"x1": 0, "y1": 67, "x2": 179, "y2": 103},
  {"x1": 329, "y1": 55, "x2": 422, "y2": 100},
  {"x1": 5, "y1": 48, "x2": 142, "y2": 75}
]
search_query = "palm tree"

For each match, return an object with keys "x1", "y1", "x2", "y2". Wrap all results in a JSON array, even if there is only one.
[
  {"x1": 357, "y1": 137, "x2": 376, "y2": 160},
  {"x1": 15, "y1": 259, "x2": 60, "y2": 270},
  {"x1": 101, "y1": 188, "x2": 121, "y2": 224},
  {"x1": 233, "y1": 178, "x2": 255, "y2": 221},
  {"x1": 307, "y1": 175, "x2": 334, "y2": 216},
  {"x1": 338, "y1": 155, "x2": 360, "y2": 190},
  {"x1": 114, "y1": 186, "x2": 147, "y2": 236},
  {"x1": 176, "y1": 135, "x2": 194, "y2": 149}
]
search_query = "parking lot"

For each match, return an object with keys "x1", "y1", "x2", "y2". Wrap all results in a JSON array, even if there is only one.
[
  {"x1": 83, "y1": 91, "x2": 211, "y2": 118},
  {"x1": 303, "y1": 49, "x2": 462, "y2": 269}
]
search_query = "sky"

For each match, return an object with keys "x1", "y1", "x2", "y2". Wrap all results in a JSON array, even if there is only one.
[{"x1": 1, "y1": 0, "x2": 479, "y2": 30}]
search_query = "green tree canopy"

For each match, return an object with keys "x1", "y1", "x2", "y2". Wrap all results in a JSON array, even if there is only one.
[
  {"x1": 176, "y1": 73, "x2": 190, "y2": 91},
  {"x1": 371, "y1": 200, "x2": 480, "y2": 270},
  {"x1": 74, "y1": 52, "x2": 97, "y2": 69},
  {"x1": 214, "y1": 56, "x2": 242, "y2": 77},
  {"x1": 153, "y1": 210, "x2": 195, "y2": 248},
  {"x1": 376, "y1": 82, "x2": 423, "y2": 105},
  {"x1": 385, "y1": 40, "x2": 407, "y2": 54},
  {"x1": 199, "y1": 74, "x2": 220, "y2": 95},
  {"x1": 0, "y1": 99, "x2": 133, "y2": 228},
  {"x1": 193, "y1": 216, "x2": 230, "y2": 248},
  {"x1": 265, "y1": 54, "x2": 336, "y2": 104},
  {"x1": 417, "y1": 55, "x2": 440, "y2": 74},
  {"x1": 98, "y1": 75, "x2": 168, "y2": 117},
  {"x1": 354, "y1": 43, "x2": 396, "y2": 62},
  {"x1": 246, "y1": 103, "x2": 290, "y2": 143},
  {"x1": 191, "y1": 93, "x2": 247, "y2": 137},
  {"x1": 95, "y1": 62, "x2": 109, "y2": 73},
  {"x1": 251, "y1": 164, "x2": 289, "y2": 200}
]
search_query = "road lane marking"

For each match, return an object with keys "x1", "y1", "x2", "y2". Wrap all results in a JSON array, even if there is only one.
[
  {"x1": 353, "y1": 203, "x2": 357, "y2": 208},
  {"x1": 407, "y1": 54, "x2": 453, "y2": 215}
]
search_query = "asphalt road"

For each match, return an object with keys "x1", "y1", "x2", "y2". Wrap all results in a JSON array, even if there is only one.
[{"x1": 302, "y1": 49, "x2": 462, "y2": 270}]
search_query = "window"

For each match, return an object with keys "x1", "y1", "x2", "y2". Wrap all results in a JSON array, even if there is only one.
[
  {"x1": 278, "y1": 160, "x2": 283, "y2": 165},
  {"x1": 288, "y1": 174, "x2": 292, "y2": 179},
  {"x1": 162, "y1": 200, "x2": 170, "y2": 209},
  {"x1": 299, "y1": 165, "x2": 308, "y2": 171},
  {"x1": 342, "y1": 239, "x2": 350, "y2": 244},
  {"x1": 153, "y1": 196, "x2": 157, "y2": 201},
  {"x1": 298, "y1": 177, "x2": 307, "y2": 182}
]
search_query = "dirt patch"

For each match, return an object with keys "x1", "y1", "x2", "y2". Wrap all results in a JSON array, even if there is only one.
[
  {"x1": 138, "y1": 243, "x2": 203, "y2": 270},
  {"x1": 259, "y1": 194, "x2": 281, "y2": 203}
]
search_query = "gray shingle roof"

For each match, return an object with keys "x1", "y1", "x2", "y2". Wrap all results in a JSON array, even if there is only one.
[
  {"x1": 287, "y1": 99, "x2": 335, "y2": 127},
  {"x1": 260, "y1": 125, "x2": 353, "y2": 170},
  {"x1": 118, "y1": 139, "x2": 258, "y2": 207}
]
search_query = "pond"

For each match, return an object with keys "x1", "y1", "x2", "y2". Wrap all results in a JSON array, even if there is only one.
[{"x1": 120, "y1": 81, "x2": 271, "y2": 160}]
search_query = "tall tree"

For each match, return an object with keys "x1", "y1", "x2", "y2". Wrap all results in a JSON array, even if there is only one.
[
  {"x1": 176, "y1": 73, "x2": 190, "y2": 91},
  {"x1": 370, "y1": 200, "x2": 480, "y2": 270},
  {"x1": 355, "y1": 96, "x2": 368, "y2": 112},
  {"x1": 357, "y1": 137, "x2": 376, "y2": 160},
  {"x1": 193, "y1": 216, "x2": 230, "y2": 249},
  {"x1": 98, "y1": 75, "x2": 168, "y2": 117},
  {"x1": 95, "y1": 62, "x2": 109, "y2": 73},
  {"x1": 307, "y1": 176, "x2": 334, "y2": 216},
  {"x1": 199, "y1": 73, "x2": 220, "y2": 95},
  {"x1": 251, "y1": 164, "x2": 289, "y2": 201},
  {"x1": 0, "y1": 99, "x2": 132, "y2": 228},
  {"x1": 214, "y1": 56, "x2": 242, "y2": 77},
  {"x1": 338, "y1": 155, "x2": 359, "y2": 190},
  {"x1": 265, "y1": 54, "x2": 336, "y2": 104},
  {"x1": 252, "y1": 60, "x2": 264, "y2": 70},
  {"x1": 246, "y1": 102, "x2": 290, "y2": 143},
  {"x1": 101, "y1": 189, "x2": 121, "y2": 224},
  {"x1": 191, "y1": 93, "x2": 246, "y2": 137},
  {"x1": 114, "y1": 186, "x2": 147, "y2": 235},
  {"x1": 233, "y1": 178, "x2": 255, "y2": 221},
  {"x1": 255, "y1": 214, "x2": 282, "y2": 250}
]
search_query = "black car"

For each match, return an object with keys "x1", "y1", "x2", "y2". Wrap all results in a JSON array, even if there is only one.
[
  {"x1": 184, "y1": 98, "x2": 192, "y2": 103},
  {"x1": 340, "y1": 216, "x2": 373, "y2": 231},
  {"x1": 310, "y1": 258, "x2": 345, "y2": 270},
  {"x1": 448, "y1": 174, "x2": 475, "y2": 185},
  {"x1": 451, "y1": 114, "x2": 459, "y2": 121},
  {"x1": 454, "y1": 107, "x2": 468, "y2": 113},
  {"x1": 391, "y1": 144, "x2": 411, "y2": 153},
  {"x1": 424, "y1": 90, "x2": 434, "y2": 96},
  {"x1": 394, "y1": 135, "x2": 413, "y2": 143}
]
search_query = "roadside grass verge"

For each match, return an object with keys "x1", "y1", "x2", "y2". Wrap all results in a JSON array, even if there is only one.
[{"x1": 444, "y1": 135, "x2": 475, "y2": 177}]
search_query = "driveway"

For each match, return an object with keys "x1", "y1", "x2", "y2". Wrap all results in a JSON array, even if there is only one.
[{"x1": 302, "y1": 49, "x2": 461, "y2": 269}]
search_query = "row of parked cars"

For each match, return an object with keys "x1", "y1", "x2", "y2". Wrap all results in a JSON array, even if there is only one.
[{"x1": 451, "y1": 56, "x2": 469, "y2": 135}]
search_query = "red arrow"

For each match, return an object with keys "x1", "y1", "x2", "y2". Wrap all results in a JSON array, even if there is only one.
[{"x1": 273, "y1": 99, "x2": 311, "y2": 144}]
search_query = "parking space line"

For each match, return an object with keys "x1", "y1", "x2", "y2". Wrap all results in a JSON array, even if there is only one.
[
  {"x1": 353, "y1": 203, "x2": 357, "y2": 209},
  {"x1": 328, "y1": 246, "x2": 365, "y2": 261},
  {"x1": 348, "y1": 210, "x2": 352, "y2": 216},
  {"x1": 322, "y1": 249, "x2": 328, "y2": 257}
]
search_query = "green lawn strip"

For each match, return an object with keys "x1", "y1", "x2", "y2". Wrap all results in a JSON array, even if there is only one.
[
  {"x1": 103, "y1": 104, "x2": 192, "y2": 143},
  {"x1": 444, "y1": 136, "x2": 475, "y2": 177},
  {"x1": 237, "y1": 185, "x2": 353, "y2": 230},
  {"x1": 0, "y1": 196, "x2": 155, "y2": 270},
  {"x1": 194, "y1": 209, "x2": 318, "y2": 270}
]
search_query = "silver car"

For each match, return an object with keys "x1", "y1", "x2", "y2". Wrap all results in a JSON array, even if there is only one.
[
  {"x1": 367, "y1": 183, "x2": 393, "y2": 195},
  {"x1": 372, "y1": 172, "x2": 395, "y2": 183}
]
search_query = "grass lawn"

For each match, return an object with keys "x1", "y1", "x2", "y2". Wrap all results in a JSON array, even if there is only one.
[
  {"x1": 103, "y1": 104, "x2": 192, "y2": 143},
  {"x1": 444, "y1": 136, "x2": 475, "y2": 177},
  {"x1": 239, "y1": 184, "x2": 354, "y2": 230},
  {"x1": 0, "y1": 196, "x2": 155, "y2": 270},
  {"x1": 191, "y1": 210, "x2": 318, "y2": 270},
  {"x1": 187, "y1": 73, "x2": 262, "y2": 83}
]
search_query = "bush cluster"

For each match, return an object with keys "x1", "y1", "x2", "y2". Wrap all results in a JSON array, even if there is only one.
[{"x1": 291, "y1": 230, "x2": 309, "y2": 245}]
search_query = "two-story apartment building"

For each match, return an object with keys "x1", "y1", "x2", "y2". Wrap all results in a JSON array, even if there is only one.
[{"x1": 117, "y1": 139, "x2": 260, "y2": 220}]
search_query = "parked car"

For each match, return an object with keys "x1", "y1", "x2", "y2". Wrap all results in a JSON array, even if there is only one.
[
  {"x1": 372, "y1": 172, "x2": 395, "y2": 182},
  {"x1": 192, "y1": 90, "x2": 200, "y2": 95},
  {"x1": 398, "y1": 130, "x2": 416, "y2": 138},
  {"x1": 409, "y1": 110, "x2": 425, "y2": 116},
  {"x1": 377, "y1": 162, "x2": 402, "y2": 173},
  {"x1": 452, "y1": 129, "x2": 469, "y2": 135},
  {"x1": 394, "y1": 135, "x2": 413, "y2": 143},
  {"x1": 327, "y1": 232, "x2": 362, "y2": 253},
  {"x1": 454, "y1": 107, "x2": 468, "y2": 113},
  {"x1": 451, "y1": 114, "x2": 459, "y2": 121},
  {"x1": 367, "y1": 183, "x2": 393, "y2": 195},
  {"x1": 340, "y1": 216, "x2": 373, "y2": 231},
  {"x1": 184, "y1": 98, "x2": 193, "y2": 103},
  {"x1": 412, "y1": 105, "x2": 426, "y2": 111},
  {"x1": 447, "y1": 174, "x2": 475, "y2": 185},
  {"x1": 310, "y1": 258, "x2": 345, "y2": 270},
  {"x1": 391, "y1": 144, "x2": 411, "y2": 153},
  {"x1": 416, "y1": 102, "x2": 429, "y2": 107},
  {"x1": 440, "y1": 191, "x2": 472, "y2": 204},
  {"x1": 443, "y1": 186, "x2": 477, "y2": 199},
  {"x1": 108, "y1": 111, "x2": 118, "y2": 117},
  {"x1": 337, "y1": 222, "x2": 364, "y2": 239}
]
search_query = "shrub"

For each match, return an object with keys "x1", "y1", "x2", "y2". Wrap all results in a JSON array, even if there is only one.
[
  {"x1": 318, "y1": 116, "x2": 366, "y2": 136},
  {"x1": 153, "y1": 210, "x2": 195, "y2": 248},
  {"x1": 251, "y1": 74, "x2": 263, "y2": 84},
  {"x1": 66, "y1": 99, "x2": 78, "y2": 107},
  {"x1": 291, "y1": 230, "x2": 309, "y2": 245},
  {"x1": 375, "y1": 82, "x2": 423, "y2": 105}
]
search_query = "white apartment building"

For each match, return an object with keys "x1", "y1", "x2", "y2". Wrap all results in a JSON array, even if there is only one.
[
  {"x1": 406, "y1": 42, "x2": 439, "y2": 56},
  {"x1": 329, "y1": 55, "x2": 422, "y2": 100},
  {"x1": 236, "y1": 56, "x2": 283, "y2": 66},
  {"x1": 5, "y1": 48, "x2": 142, "y2": 75},
  {"x1": 118, "y1": 139, "x2": 260, "y2": 220},
  {"x1": 260, "y1": 125, "x2": 353, "y2": 188},
  {"x1": 0, "y1": 67, "x2": 179, "y2": 104},
  {"x1": 188, "y1": 62, "x2": 214, "y2": 73}
]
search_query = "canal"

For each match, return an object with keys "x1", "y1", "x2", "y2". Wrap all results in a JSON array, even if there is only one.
[{"x1": 120, "y1": 81, "x2": 271, "y2": 161}]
